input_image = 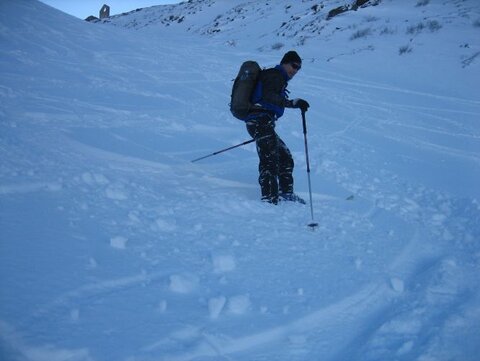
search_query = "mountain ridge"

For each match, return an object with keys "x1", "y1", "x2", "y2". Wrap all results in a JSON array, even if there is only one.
[{"x1": 91, "y1": 0, "x2": 479, "y2": 69}]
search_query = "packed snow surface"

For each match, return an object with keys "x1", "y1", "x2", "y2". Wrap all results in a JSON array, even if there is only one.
[{"x1": 1, "y1": 0, "x2": 480, "y2": 360}]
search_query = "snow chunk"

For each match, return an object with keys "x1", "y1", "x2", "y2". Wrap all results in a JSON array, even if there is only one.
[
  {"x1": 46, "y1": 182, "x2": 62, "y2": 191},
  {"x1": 152, "y1": 218, "x2": 177, "y2": 232},
  {"x1": 70, "y1": 309, "x2": 80, "y2": 322},
  {"x1": 397, "y1": 340, "x2": 414, "y2": 355},
  {"x1": 105, "y1": 185, "x2": 128, "y2": 200},
  {"x1": 390, "y1": 277, "x2": 405, "y2": 293},
  {"x1": 86, "y1": 257, "x2": 97, "y2": 269},
  {"x1": 82, "y1": 172, "x2": 109, "y2": 185},
  {"x1": 81, "y1": 172, "x2": 94, "y2": 185},
  {"x1": 110, "y1": 236, "x2": 128, "y2": 249},
  {"x1": 208, "y1": 296, "x2": 226, "y2": 319},
  {"x1": 228, "y1": 294, "x2": 251, "y2": 315},
  {"x1": 128, "y1": 211, "x2": 141, "y2": 223},
  {"x1": 169, "y1": 274, "x2": 199, "y2": 294},
  {"x1": 212, "y1": 254, "x2": 236, "y2": 273},
  {"x1": 14, "y1": 342, "x2": 94, "y2": 361},
  {"x1": 431, "y1": 213, "x2": 447, "y2": 225},
  {"x1": 156, "y1": 300, "x2": 168, "y2": 313},
  {"x1": 289, "y1": 334, "x2": 307, "y2": 346}
]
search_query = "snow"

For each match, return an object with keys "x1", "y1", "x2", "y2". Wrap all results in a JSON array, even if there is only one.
[
  {"x1": 110, "y1": 236, "x2": 128, "y2": 250},
  {"x1": 1, "y1": 0, "x2": 480, "y2": 360}
]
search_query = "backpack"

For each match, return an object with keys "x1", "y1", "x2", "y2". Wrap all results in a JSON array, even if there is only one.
[{"x1": 230, "y1": 60, "x2": 261, "y2": 120}]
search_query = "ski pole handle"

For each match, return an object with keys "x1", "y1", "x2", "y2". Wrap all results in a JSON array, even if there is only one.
[{"x1": 301, "y1": 110, "x2": 307, "y2": 135}]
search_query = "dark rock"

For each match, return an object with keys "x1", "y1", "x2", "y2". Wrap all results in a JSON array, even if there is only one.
[
  {"x1": 327, "y1": 5, "x2": 349, "y2": 20},
  {"x1": 85, "y1": 15, "x2": 99, "y2": 22}
]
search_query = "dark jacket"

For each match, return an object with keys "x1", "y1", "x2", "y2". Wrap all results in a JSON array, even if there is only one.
[{"x1": 249, "y1": 65, "x2": 293, "y2": 120}]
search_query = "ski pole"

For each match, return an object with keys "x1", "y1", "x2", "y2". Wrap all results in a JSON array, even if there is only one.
[
  {"x1": 191, "y1": 138, "x2": 256, "y2": 163},
  {"x1": 301, "y1": 110, "x2": 319, "y2": 229}
]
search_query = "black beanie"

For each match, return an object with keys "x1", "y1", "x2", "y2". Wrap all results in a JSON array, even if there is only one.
[{"x1": 280, "y1": 50, "x2": 302, "y2": 65}]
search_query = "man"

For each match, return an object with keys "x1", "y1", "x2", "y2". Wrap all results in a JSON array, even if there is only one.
[{"x1": 246, "y1": 50, "x2": 310, "y2": 205}]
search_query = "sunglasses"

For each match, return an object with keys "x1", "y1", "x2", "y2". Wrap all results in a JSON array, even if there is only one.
[{"x1": 290, "y1": 62, "x2": 302, "y2": 70}]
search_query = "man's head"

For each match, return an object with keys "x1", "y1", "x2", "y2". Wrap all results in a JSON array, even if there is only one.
[{"x1": 280, "y1": 50, "x2": 302, "y2": 79}]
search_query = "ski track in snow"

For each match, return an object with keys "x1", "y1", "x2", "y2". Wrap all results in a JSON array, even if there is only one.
[{"x1": 140, "y1": 231, "x2": 425, "y2": 361}]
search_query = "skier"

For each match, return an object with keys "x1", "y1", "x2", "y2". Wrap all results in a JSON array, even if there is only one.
[{"x1": 246, "y1": 50, "x2": 310, "y2": 204}]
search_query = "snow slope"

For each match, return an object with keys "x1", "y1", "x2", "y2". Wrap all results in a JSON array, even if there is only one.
[{"x1": 1, "y1": 0, "x2": 480, "y2": 360}]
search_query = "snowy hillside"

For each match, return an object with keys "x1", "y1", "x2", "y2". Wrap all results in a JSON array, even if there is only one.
[{"x1": 1, "y1": 0, "x2": 480, "y2": 360}]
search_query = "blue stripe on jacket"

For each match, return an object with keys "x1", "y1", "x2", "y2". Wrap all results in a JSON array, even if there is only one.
[{"x1": 246, "y1": 65, "x2": 290, "y2": 121}]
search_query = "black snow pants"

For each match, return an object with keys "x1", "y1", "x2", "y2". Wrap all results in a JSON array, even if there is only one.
[{"x1": 246, "y1": 114, "x2": 294, "y2": 203}]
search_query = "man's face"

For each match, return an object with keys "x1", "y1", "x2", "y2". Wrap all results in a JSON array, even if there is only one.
[{"x1": 282, "y1": 62, "x2": 301, "y2": 79}]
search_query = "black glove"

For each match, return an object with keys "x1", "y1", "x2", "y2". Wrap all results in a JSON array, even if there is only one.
[{"x1": 291, "y1": 98, "x2": 310, "y2": 112}]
